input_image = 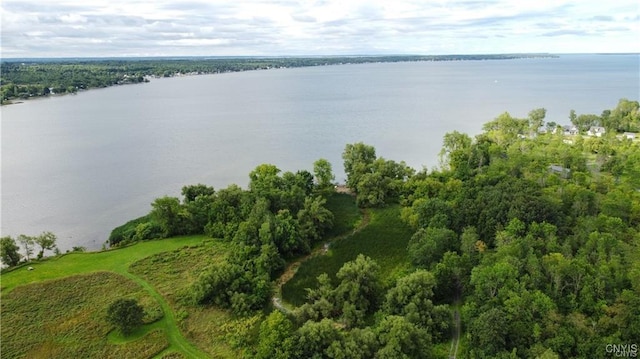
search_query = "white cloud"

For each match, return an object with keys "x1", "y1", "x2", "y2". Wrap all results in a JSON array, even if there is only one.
[{"x1": 1, "y1": 0, "x2": 638, "y2": 57}]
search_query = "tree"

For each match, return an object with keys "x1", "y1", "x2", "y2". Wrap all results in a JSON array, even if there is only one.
[
  {"x1": 17, "y1": 234, "x2": 35, "y2": 261},
  {"x1": 181, "y1": 183, "x2": 214, "y2": 203},
  {"x1": 0, "y1": 236, "x2": 21, "y2": 266},
  {"x1": 384, "y1": 270, "x2": 436, "y2": 328},
  {"x1": 342, "y1": 142, "x2": 376, "y2": 190},
  {"x1": 256, "y1": 311, "x2": 295, "y2": 359},
  {"x1": 34, "y1": 231, "x2": 57, "y2": 259},
  {"x1": 106, "y1": 298, "x2": 145, "y2": 335},
  {"x1": 297, "y1": 196, "x2": 334, "y2": 243},
  {"x1": 150, "y1": 196, "x2": 186, "y2": 237},
  {"x1": 408, "y1": 227, "x2": 458, "y2": 268},
  {"x1": 313, "y1": 158, "x2": 335, "y2": 191},
  {"x1": 335, "y1": 254, "x2": 382, "y2": 318},
  {"x1": 375, "y1": 315, "x2": 431, "y2": 359}
]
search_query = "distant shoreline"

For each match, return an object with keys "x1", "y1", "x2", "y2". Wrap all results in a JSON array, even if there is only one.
[{"x1": 1, "y1": 54, "x2": 558, "y2": 105}]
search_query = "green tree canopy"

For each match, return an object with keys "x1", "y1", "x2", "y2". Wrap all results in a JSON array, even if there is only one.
[
  {"x1": 0, "y1": 236, "x2": 21, "y2": 267},
  {"x1": 106, "y1": 298, "x2": 145, "y2": 335}
]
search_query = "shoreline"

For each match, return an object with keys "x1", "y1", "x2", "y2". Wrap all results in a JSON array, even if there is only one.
[{"x1": 1, "y1": 54, "x2": 558, "y2": 105}]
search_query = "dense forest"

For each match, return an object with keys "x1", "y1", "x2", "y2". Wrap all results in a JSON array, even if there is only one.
[
  {"x1": 95, "y1": 99, "x2": 639, "y2": 358},
  {"x1": 0, "y1": 54, "x2": 554, "y2": 103}
]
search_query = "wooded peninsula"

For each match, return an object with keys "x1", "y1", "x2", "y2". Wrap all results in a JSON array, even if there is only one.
[
  {"x1": 1, "y1": 99, "x2": 638, "y2": 358},
  {"x1": 0, "y1": 54, "x2": 554, "y2": 104}
]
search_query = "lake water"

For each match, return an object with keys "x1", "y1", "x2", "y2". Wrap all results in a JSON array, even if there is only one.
[{"x1": 1, "y1": 54, "x2": 638, "y2": 251}]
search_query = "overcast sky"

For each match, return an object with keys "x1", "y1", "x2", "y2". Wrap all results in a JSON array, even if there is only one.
[{"x1": 1, "y1": 0, "x2": 638, "y2": 58}]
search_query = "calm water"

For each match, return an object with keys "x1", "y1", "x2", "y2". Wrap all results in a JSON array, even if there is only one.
[{"x1": 2, "y1": 54, "x2": 638, "y2": 251}]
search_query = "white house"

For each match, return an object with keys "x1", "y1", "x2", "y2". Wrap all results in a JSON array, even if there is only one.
[
  {"x1": 563, "y1": 125, "x2": 579, "y2": 136},
  {"x1": 587, "y1": 126, "x2": 606, "y2": 137}
]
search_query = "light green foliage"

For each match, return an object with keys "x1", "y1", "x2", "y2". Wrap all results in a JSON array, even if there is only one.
[
  {"x1": 33, "y1": 231, "x2": 57, "y2": 259},
  {"x1": 0, "y1": 236, "x2": 21, "y2": 267},
  {"x1": 342, "y1": 142, "x2": 377, "y2": 189},
  {"x1": 342, "y1": 143, "x2": 413, "y2": 207},
  {"x1": 17, "y1": 234, "x2": 35, "y2": 261},
  {"x1": 313, "y1": 158, "x2": 335, "y2": 191},
  {"x1": 256, "y1": 311, "x2": 294, "y2": 359},
  {"x1": 482, "y1": 112, "x2": 529, "y2": 147},
  {"x1": 528, "y1": 108, "x2": 547, "y2": 132},
  {"x1": 604, "y1": 98, "x2": 640, "y2": 132}
]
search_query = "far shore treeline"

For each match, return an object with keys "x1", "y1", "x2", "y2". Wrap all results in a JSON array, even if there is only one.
[{"x1": 0, "y1": 54, "x2": 555, "y2": 104}]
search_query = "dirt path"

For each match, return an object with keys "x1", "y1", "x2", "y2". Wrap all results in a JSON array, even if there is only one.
[{"x1": 272, "y1": 208, "x2": 371, "y2": 313}]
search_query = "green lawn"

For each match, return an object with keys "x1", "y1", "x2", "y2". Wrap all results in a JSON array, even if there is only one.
[
  {"x1": 282, "y1": 205, "x2": 414, "y2": 306},
  {"x1": 1, "y1": 236, "x2": 206, "y2": 294}
]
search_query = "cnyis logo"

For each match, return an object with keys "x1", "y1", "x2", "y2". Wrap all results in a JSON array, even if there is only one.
[{"x1": 606, "y1": 344, "x2": 638, "y2": 358}]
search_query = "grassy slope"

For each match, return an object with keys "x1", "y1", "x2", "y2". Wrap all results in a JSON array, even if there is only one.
[
  {"x1": 0, "y1": 236, "x2": 205, "y2": 293},
  {"x1": 0, "y1": 236, "x2": 211, "y2": 359},
  {"x1": 1, "y1": 271, "x2": 168, "y2": 358},
  {"x1": 129, "y1": 240, "x2": 238, "y2": 358},
  {"x1": 282, "y1": 205, "x2": 414, "y2": 306}
]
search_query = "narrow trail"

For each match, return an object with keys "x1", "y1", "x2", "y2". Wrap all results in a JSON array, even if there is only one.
[
  {"x1": 122, "y1": 272, "x2": 210, "y2": 359},
  {"x1": 448, "y1": 310, "x2": 461, "y2": 359},
  {"x1": 448, "y1": 288, "x2": 462, "y2": 359},
  {"x1": 272, "y1": 208, "x2": 371, "y2": 313}
]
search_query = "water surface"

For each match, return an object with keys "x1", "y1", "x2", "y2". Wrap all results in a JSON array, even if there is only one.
[{"x1": 2, "y1": 54, "x2": 638, "y2": 250}]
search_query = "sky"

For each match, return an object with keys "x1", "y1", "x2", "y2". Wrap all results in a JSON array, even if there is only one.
[{"x1": 1, "y1": 0, "x2": 639, "y2": 58}]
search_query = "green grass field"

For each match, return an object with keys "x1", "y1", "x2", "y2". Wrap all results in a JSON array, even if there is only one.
[
  {"x1": 1, "y1": 271, "x2": 168, "y2": 358},
  {"x1": 1, "y1": 236, "x2": 206, "y2": 293},
  {"x1": 0, "y1": 236, "x2": 212, "y2": 359},
  {"x1": 282, "y1": 205, "x2": 414, "y2": 306}
]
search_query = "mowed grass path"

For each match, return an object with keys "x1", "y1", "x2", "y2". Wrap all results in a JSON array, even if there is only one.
[{"x1": 1, "y1": 235, "x2": 211, "y2": 359}]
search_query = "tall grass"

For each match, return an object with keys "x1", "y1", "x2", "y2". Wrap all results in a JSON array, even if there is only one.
[
  {"x1": 129, "y1": 240, "x2": 238, "y2": 358},
  {"x1": 282, "y1": 206, "x2": 413, "y2": 306},
  {"x1": 1, "y1": 272, "x2": 168, "y2": 358}
]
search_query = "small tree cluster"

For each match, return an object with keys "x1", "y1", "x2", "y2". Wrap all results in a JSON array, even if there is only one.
[{"x1": 1, "y1": 231, "x2": 58, "y2": 267}]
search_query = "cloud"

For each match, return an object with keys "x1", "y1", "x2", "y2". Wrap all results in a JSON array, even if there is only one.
[{"x1": 1, "y1": 0, "x2": 638, "y2": 57}]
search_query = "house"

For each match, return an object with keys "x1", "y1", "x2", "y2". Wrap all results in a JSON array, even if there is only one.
[
  {"x1": 587, "y1": 126, "x2": 606, "y2": 137},
  {"x1": 549, "y1": 165, "x2": 571, "y2": 178},
  {"x1": 563, "y1": 125, "x2": 579, "y2": 136},
  {"x1": 623, "y1": 132, "x2": 637, "y2": 140}
]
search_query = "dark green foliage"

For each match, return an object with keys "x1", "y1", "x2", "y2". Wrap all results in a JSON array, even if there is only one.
[
  {"x1": 0, "y1": 236, "x2": 21, "y2": 266},
  {"x1": 295, "y1": 255, "x2": 382, "y2": 328},
  {"x1": 106, "y1": 298, "x2": 145, "y2": 335},
  {"x1": 375, "y1": 315, "x2": 432, "y2": 358},
  {"x1": 283, "y1": 206, "x2": 413, "y2": 306},
  {"x1": 108, "y1": 215, "x2": 162, "y2": 246},
  {"x1": 408, "y1": 227, "x2": 458, "y2": 268}
]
